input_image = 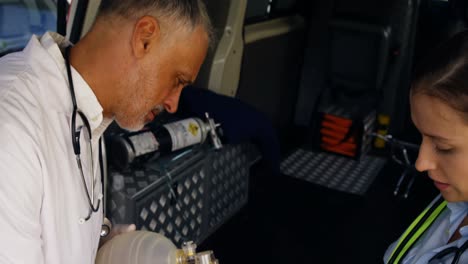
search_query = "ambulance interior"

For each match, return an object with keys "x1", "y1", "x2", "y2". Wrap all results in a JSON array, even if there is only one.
[{"x1": 0, "y1": 0, "x2": 465, "y2": 263}]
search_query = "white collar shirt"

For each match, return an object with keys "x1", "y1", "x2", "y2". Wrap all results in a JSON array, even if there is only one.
[
  {"x1": 384, "y1": 195, "x2": 468, "y2": 264},
  {"x1": 0, "y1": 32, "x2": 112, "y2": 264}
]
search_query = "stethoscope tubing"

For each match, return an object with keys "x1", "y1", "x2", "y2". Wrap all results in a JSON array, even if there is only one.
[{"x1": 64, "y1": 46, "x2": 101, "y2": 222}]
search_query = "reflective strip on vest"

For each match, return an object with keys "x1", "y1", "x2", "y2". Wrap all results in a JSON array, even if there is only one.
[{"x1": 387, "y1": 197, "x2": 447, "y2": 264}]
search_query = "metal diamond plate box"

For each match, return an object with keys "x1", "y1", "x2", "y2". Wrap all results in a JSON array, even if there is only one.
[{"x1": 107, "y1": 144, "x2": 257, "y2": 247}]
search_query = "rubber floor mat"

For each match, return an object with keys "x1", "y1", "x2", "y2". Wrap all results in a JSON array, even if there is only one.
[{"x1": 280, "y1": 148, "x2": 387, "y2": 195}]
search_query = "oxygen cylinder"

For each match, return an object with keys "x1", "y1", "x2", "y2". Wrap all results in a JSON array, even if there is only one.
[
  {"x1": 109, "y1": 116, "x2": 222, "y2": 169},
  {"x1": 95, "y1": 231, "x2": 219, "y2": 264}
]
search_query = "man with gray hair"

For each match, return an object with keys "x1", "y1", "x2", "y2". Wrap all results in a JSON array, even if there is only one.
[{"x1": 0, "y1": 0, "x2": 212, "y2": 263}]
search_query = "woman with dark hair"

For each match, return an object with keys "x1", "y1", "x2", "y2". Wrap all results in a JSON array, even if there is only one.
[{"x1": 384, "y1": 31, "x2": 468, "y2": 264}]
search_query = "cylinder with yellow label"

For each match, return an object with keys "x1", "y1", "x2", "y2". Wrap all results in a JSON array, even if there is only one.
[
  {"x1": 109, "y1": 117, "x2": 214, "y2": 169},
  {"x1": 163, "y1": 118, "x2": 205, "y2": 152}
]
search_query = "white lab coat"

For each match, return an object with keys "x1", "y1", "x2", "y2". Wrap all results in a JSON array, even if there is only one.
[{"x1": 0, "y1": 32, "x2": 111, "y2": 263}]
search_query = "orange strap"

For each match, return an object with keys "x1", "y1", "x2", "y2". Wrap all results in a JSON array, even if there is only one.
[
  {"x1": 321, "y1": 144, "x2": 356, "y2": 157},
  {"x1": 321, "y1": 120, "x2": 350, "y2": 134},
  {"x1": 320, "y1": 128, "x2": 356, "y2": 143},
  {"x1": 323, "y1": 114, "x2": 352, "y2": 127},
  {"x1": 321, "y1": 137, "x2": 357, "y2": 150}
]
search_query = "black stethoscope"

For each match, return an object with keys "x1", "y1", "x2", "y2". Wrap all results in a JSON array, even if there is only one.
[
  {"x1": 428, "y1": 239, "x2": 468, "y2": 264},
  {"x1": 64, "y1": 46, "x2": 107, "y2": 230}
]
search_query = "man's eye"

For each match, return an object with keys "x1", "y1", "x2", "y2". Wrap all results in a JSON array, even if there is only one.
[{"x1": 176, "y1": 78, "x2": 185, "y2": 87}]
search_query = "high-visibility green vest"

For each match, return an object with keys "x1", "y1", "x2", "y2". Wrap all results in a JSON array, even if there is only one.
[{"x1": 387, "y1": 196, "x2": 447, "y2": 264}]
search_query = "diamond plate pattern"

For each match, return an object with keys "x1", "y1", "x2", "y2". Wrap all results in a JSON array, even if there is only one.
[
  {"x1": 107, "y1": 144, "x2": 256, "y2": 247},
  {"x1": 208, "y1": 145, "x2": 249, "y2": 230},
  {"x1": 281, "y1": 148, "x2": 386, "y2": 195},
  {"x1": 136, "y1": 168, "x2": 205, "y2": 246}
]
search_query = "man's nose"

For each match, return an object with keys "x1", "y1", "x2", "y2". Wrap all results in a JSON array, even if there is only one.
[
  {"x1": 414, "y1": 138, "x2": 437, "y2": 172},
  {"x1": 163, "y1": 88, "x2": 183, "y2": 113}
]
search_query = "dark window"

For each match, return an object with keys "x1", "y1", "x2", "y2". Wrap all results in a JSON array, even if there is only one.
[{"x1": 0, "y1": 0, "x2": 57, "y2": 55}]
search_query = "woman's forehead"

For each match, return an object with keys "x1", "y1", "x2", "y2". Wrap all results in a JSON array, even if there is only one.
[{"x1": 411, "y1": 93, "x2": 468, "y2": 139}]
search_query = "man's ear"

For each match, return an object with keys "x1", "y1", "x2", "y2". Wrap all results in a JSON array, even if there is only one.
[{"x1": 131, "y1": 16, "x2": 161, "y2": 59}]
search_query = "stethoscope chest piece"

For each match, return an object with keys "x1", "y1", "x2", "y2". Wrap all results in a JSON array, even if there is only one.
[{"x1": 101, "y1": 217, "x2": 112, "y2": 237}]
